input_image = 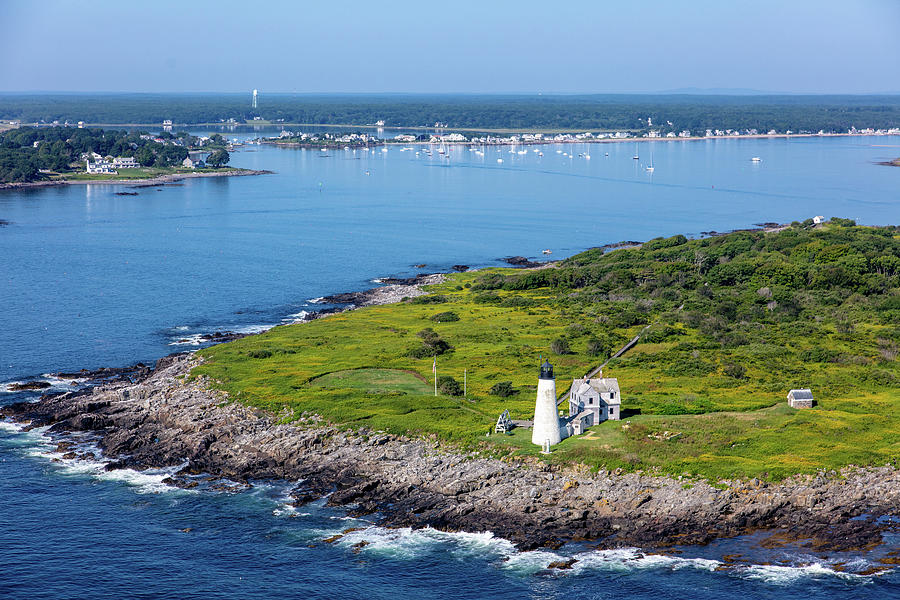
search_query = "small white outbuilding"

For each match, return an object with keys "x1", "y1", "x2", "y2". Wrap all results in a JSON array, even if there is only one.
[{"x1": 787, "y1": 388, "x2": 814, "y2": 408}]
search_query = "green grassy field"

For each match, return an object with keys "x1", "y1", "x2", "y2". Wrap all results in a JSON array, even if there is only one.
[
  {"x1": 195, "y1": 223, "x2": 900, "y2": 480},
  {"x1": 59, "y1": 166, "x2": 241, "y2": 181}
]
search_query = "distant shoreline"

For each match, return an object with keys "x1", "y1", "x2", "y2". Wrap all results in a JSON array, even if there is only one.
[
  {"x1": 0, "y1": 168, "x2": 272, "y2": 191},
  {"x1": 12, "y1": 121, "x2": 900, "y2": 140}
]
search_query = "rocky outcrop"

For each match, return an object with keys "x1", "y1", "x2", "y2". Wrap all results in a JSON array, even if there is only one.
[
  {"x1": 320, "y1": 274, "x2": 445, "y2": 308},
  {"x1": 2, "y1": 353, "x2": 898, "y2": 553}
]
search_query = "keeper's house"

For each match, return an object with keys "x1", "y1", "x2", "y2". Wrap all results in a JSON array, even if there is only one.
[
  {"x1": 787, "y1": 388, "x2": 814, "y2": 408},
  {"x1": 567, "y1": 376, "x2": 621, "y2": 435}
]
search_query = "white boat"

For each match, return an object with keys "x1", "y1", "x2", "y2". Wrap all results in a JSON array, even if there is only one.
[
  {"x1": 542, "y1": 249, "x2": 552, "y2": 255},
  {"x1": 751, "y1": 157, "x2": 762, "y2": 162},
  {"x1": 646, "y1": 151, "x2": 654, "y2": 172},
  {"x1": 584, "y1": 154, "x2": 591, "y2": 159},
  {"x1": 632, "y1": 143, "x2": 639, "y2": 160},
  {"x1": 497, "y1": 158, "x2": 503, "y2": 163}
]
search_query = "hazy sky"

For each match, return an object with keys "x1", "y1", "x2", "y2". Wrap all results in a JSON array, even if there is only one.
[{"x1": 2, "y1": 0, "x2": 898, "y2": 94}]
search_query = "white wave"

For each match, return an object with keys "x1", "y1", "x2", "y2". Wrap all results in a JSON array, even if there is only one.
[
  {"x1": 283, "y1": 310, "x2": 310, "y2": 323},
  {"x1": 9, "y1": 425, "x2": 186, "y2": 495},
  {"x1": 41, "y1": 374, "x2": 87, "y2": 389},
  {"x1": 0, "y1": 420, "x2": 27, "y2": 433},
  {"x1": 571, "y1": 548, "x2": 720, "y2": 575},
  {"x1": 174, "y1": 325, "x2": 190, "y2": 331},
  {"x1": 98, "y1": 465, "x2": 184, "y2": 495},
  {"x1": 371, "y1": 278, "x2": 386, "y2": 284},
  {"x1": 232, "y1": 324, "x2": 273, "y2": 335},
  {"x1": 309, "y1": 297, "x2": 326, "y2": 304},
  {"x1": 169, "y1": 323, "x2": 274, "y2": 346},
  {"x1": 169, "y1": 334, "x2": 206, "y2": 346},
  {"x1": 501, "y1": 549, "x2": 567, "y2": 574},
  {"x1": 740, "y1": 562, "x2": 880, "y2": 585}
]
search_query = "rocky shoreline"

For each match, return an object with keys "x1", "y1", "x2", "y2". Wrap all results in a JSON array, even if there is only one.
[
  {"x1": 2, "y1": 352, "x2": 898, "y2": 561},
  {"x1": 0, "y1": 168, "x2": 272, "y2": 190}
]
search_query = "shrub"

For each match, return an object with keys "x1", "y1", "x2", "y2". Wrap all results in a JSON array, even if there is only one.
[
  {"x1": 800, "y1": 347, "x2": 838, "y2": 363},
  {"x1": 488, "y1": 381, "x2": 516, "y2": 397},
  {"x1": 430, "y1": 311, "x2": 460, "y2": 323},
  {"x1": 247, "y1": 349, "x2": 272, "y2": 359},
  {"x1": 567, "y1": 322, "x2": 587, "y2": 336},
  {"x1": 438, "y1": 375, "x2": 463, "y2": 396},
  {"x1": 501, "y1": 296, "x2": 534, "y2": 308},
  {"x1": 473, "y1": 292, "x2": 501, "y2": 304},
  {"x1": 408, "y1": 328, "x2": 452, "y2": 358},
  {"x1": 586, "y1": 338, "x2": 609, "y2": 357},
  {"x1": 412, "y1": 294, "x2": 448, "y2": 304},
  {"x1": 550, "y1": 338, "x2": 571, "y2": 355},
  {"x1": 471, "y1": 273, "x2": 505, "y2": 290},
  {"x1": 723, "y1": 363, "x2": 747, "y2": 379}
]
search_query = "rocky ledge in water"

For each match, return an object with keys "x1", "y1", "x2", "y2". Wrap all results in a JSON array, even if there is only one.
[
  {"x1": 2, "y1": 353, "x2": 898, "y2": 556},
  {"x1": 319, "y1": 273, "x2": 446, "y2": 308}
]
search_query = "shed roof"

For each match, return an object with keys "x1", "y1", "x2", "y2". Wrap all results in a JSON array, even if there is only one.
[{"x1": 788, "y1": 388, "x2": 813, "y2": 400}]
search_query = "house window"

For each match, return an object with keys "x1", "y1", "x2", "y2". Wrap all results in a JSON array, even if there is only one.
[{"x1": 610, "y1": 407, "x2": 616, "y2": 415}]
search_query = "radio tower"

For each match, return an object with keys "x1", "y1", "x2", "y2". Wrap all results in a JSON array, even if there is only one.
[{"x1": 252, "y1": 89, "x2": 258, "y2": 109}]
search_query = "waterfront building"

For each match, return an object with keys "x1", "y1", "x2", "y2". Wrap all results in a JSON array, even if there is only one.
[
  {"x1": 112, "y1": 157, "x2": 139, "y2": 169},
  {"x1": 567, "y1": 376, "x2": 621, "y2": 435},
  {"x1": 85, "y1": 160, "x2": 117, "y2": 174},
  {"x1": 182, "y1": 152, "x2": 209, "y2": 169}
]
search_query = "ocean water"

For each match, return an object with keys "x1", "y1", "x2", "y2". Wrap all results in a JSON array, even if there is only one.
[{"x1": 1, "y1": 134, "x2": 899, "y2": 598}]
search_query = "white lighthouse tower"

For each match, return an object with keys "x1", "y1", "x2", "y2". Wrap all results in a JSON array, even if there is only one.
[
  {"x1": 532, "y1": 360, "x2": 562, "y2": 448},
  {"x1": 252, "y1": 89, "x2": 258, "y2": 109}
]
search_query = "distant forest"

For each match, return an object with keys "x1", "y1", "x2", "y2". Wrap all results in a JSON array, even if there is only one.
[{"x1": 2, "y1": 94, "x2": 900, "y2": 133}]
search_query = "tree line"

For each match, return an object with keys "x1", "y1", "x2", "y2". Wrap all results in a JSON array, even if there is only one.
[
  {"x1": 2, "y1": 93, "x2": 899, "y2": 133},
  {"x1": 0, "y1": 127, "x2": 227, "y2": 183}
]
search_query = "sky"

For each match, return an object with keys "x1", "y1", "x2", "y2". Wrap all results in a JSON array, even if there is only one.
[{"x1": 1, "y1": 0, "x2": 898, "y2": 95}]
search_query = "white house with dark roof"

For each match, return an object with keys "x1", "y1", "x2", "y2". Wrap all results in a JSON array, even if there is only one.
[
  {"x1": 787, "y1": 388, "x2": 814, "y2": 408},
  {"x1": 182, "y1": 152, "x2": 208, "y2": 169},
  {"x1": 566, "y1": 375, "x2": 621, "y2": 435}
]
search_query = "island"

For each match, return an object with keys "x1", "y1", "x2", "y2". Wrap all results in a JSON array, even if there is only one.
[
  {"x1": 4, "y1": 219, "x2": 899, "y2": 571},
  {"x1": 0, "y1": 126, "x2": 270, "y2": 188}
]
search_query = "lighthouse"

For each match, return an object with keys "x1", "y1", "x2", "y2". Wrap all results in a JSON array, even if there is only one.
[{"x1": 532, "y1": 360, "x2": 562, "y2": 448}]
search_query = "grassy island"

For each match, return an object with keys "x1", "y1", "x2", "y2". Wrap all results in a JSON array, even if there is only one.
[{"x1": 194, "y1": 221, "x2": 900, "y2": 481}]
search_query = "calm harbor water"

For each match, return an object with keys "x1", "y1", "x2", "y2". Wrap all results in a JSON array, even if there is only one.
[{"x1": 1, "y1": 134, "x2": 898, "y2": 598}]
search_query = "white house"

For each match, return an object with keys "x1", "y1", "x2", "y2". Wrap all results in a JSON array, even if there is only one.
[
  {"x1": 567, "y1": 375, "x2": 621, "y2": 435},
  {"x1": 182, "y1": 152, "x2": 208, "y2": 169},
  {"x1": 813, "y1": 216, "x2": 826, "y2": 224},
  {"x1": 85, "y1": 160, "x2": 117, "y2": 175},
  {"x1": 787, "y1": 389, "x2": 814, "y2": 408},
  {"x1": 112, "y1": 157, "x2": 140, "y2": 169}
]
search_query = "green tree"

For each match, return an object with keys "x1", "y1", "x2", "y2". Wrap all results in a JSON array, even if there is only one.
[{"x1": 207, "y1": 149, "x2": 230, "y2": 168}]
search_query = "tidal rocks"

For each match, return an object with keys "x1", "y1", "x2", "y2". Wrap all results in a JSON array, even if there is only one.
[
  {"x1": 7, "y1": 381, "x2": 51, "y2": 391},
  {"x1": 502, "y1": 256, "x2": 543, "y2": 268},
  {"x1": 320, "y1": 273, "x2": 445, "y2": 307},
  {"x1": 2, "y1": 353, "x2": 897, "y2": 553}
]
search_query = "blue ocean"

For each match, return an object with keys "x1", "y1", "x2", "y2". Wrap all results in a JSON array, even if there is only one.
[{"x1": 2, "y1": 134, "x2": 899, "y2": 598}]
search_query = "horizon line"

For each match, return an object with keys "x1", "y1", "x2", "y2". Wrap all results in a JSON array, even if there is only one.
[{"x1": 2, "y1": 90, "x2": 900, "y2": 97}]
